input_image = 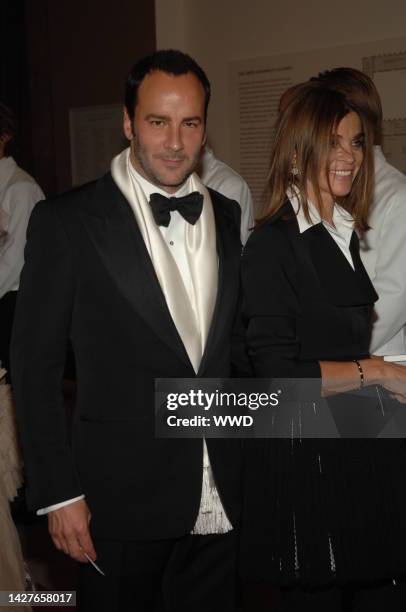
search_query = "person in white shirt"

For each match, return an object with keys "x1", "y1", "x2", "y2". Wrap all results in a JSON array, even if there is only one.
[
  {"x1": 309, "y1": 68, "x2": 406, "y2": 358},
  {"x1": 361, "y1": 148, "x2": 406, "y2": 355},
  {"x1": 199, "y1": 145, "x2": 254, "y2": 244},
  {"x1": 0, "y1": 103, "x2": 44, "y2": 377}
]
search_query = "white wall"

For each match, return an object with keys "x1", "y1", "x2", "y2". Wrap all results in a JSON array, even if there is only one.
[{"x1": 155, "y1": 0, "x2": 406, "y2": 165}]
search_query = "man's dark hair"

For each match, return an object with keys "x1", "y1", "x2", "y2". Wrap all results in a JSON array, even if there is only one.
[
  {"x1": 0, "y1": 102, "x2": 16, "y2": 156},
  {"x1": 125, "y1": 49, "x2": 211, "y2": 122},
  {"x1": 310, "y1": 67, "x2": 383, "y2": 145}
]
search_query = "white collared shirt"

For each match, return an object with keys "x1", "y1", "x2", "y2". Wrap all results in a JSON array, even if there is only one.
[
  {"x1": 360, "y1": 147, "x2": 406, "y2": 355},
  {"x1": 200, "y1": 146, "x2": 254, "y2": 244},
  {"x1": 289, "y1": 190, "x2": 355, "y2": 269},
  {"x1": 0, "y1": 157, "x2": 44, "y2": 299}
]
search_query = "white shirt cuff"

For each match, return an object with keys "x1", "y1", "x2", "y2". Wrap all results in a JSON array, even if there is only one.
[{"x1": 36, "y1": 495, "x2": 85, "y2": 515}]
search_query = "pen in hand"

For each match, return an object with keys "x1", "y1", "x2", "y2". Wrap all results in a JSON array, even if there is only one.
[{"x1": 82, "y1": 551, "x2": 106, "y2": 576}]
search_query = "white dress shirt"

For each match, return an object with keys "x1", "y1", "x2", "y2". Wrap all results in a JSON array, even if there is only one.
[
  {"x1": 360, "y1": 147, "x2": 406, "y2": 356},
  {"x1": 290, "y1": 192, "x2": 355, "y2": 269},
  {"x1": 200, "y1": 146, "x2": 254, "y2": 245},
  {"x1": 0, "y1": 157, "x2": 44, "y2": 299}
]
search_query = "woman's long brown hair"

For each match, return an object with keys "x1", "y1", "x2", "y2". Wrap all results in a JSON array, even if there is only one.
[{"x1": 258, "y1": 82, "x2": 374, "y2": 233}]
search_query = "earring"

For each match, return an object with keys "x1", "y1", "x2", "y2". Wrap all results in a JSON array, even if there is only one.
[{"x1": 291, "y1": 165, "x2": 300, "y2": 176}]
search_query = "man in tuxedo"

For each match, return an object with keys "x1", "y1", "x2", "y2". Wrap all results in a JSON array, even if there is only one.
[{"x1": 11, "y1": 50, "x2": 242, "y2": 611}]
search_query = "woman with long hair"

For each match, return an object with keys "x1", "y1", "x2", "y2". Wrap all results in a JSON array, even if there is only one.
[{"x1": 240, "y1": 82, "x2": 406, "y2": 611}]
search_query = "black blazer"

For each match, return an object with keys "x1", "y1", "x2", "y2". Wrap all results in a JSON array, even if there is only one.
[
  {"x1": 241, "y1": 200, "x2": 378, "y2": 377},
  {"x1": 11, "y1": 173, "x2": 242, "y2": 540}
]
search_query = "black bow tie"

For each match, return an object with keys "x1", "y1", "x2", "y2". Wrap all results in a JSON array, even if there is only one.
[{"x1": 149, "y1": 192, "x2": 204, "y2": 227}]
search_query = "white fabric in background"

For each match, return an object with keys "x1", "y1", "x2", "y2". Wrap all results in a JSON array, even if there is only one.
[
  {"x1": 200, "y1": 146, "x2": 254, "y2": 245},
  {"x1": 0, "y1": 157, "x2": 44, "y2": 299},
  {"x1": 360, "y1": 147, "x2": 406, "y2": 356}
]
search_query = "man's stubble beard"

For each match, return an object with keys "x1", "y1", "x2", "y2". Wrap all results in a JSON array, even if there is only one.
[{"x1": 131, "y1": 136, "x2": 202, "y2": 191}]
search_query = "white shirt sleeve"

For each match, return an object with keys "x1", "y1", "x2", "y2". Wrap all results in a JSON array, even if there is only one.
[
  {"x1": 0, "y1": 181, "x2": 44, "y2": 298},
  {"x1": 211, "y1": 176, "x2": 254, "y2": 245},
  {"x1": 199, "y1": 150, "x2": 254, "y2": 245},
  {"x1": 36, "y1": 494, "x2": 85, "y2": 515},
  {"x1": 235, "y1": 181, "x2": 254, "y2": 246},
  {"x1": 369, "y1": 191, "x2": 406, "y2": 354}
]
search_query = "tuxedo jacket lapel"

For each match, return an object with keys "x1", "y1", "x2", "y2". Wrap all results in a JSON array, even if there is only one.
[{"x1": 79, "y1": 174, "x2": 192, "y2": 369}]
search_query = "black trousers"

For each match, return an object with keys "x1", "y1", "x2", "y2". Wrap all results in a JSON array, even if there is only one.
[
  {"x1": 282, "y1": 581, "x2": 406, "y2": 611},
  {"x1": 0, "y1": 291, "x2": 17, "y2": 381},
  {"x1": 243, "y1": 580, "x2": 406, "y2": 612},
  {"x1": 77, "y1": 531, "x2": 236, "y2": 612}
]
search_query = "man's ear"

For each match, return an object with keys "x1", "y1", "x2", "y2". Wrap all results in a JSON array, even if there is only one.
[{"x1": 123, "y1": 107, "x2": 134, "y2": 141}]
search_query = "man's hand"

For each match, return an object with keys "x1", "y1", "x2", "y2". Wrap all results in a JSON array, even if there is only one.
[{"x1": 48, "y1": 499, "x2": 97, "y2": 563}]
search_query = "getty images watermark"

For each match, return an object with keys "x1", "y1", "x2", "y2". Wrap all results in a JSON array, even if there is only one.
[
  {"x1": 165, "y1": 387, "x2": 280, "y2": 428},
  {"x1": 155, "y1": 378, "x2": 406, "y2": 438}
]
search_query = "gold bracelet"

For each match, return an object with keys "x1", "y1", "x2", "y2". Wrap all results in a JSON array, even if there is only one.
[{"x1": 353, "y1": 359, "x2": 364, "y2": 389}]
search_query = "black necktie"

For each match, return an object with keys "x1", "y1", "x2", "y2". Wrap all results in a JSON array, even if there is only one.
[{"x1": 149, "y1": 192, "x2": 204, "y2": 227}]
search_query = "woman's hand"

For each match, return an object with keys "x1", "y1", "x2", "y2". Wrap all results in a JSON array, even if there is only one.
[
  {"x1": 378, "y1": 361, "x2": 406, "y2": 404},
  {"x1": 320, "y1": 357, "x2": 406, "y2": 402}
]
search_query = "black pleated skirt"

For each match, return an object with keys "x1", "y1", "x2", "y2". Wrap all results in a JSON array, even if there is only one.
[{"x1": 240, "y1": 437, "x2": 406, "y2": 588}]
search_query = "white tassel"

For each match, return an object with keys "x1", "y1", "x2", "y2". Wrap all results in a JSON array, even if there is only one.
[{"x1": 192, "y1": 441, "x2": 233, "y2": 535}]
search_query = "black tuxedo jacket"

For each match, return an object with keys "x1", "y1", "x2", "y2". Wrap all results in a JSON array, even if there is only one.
[{"x1": 11, "y1": 173, "x2": 242, "y2": 540}]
